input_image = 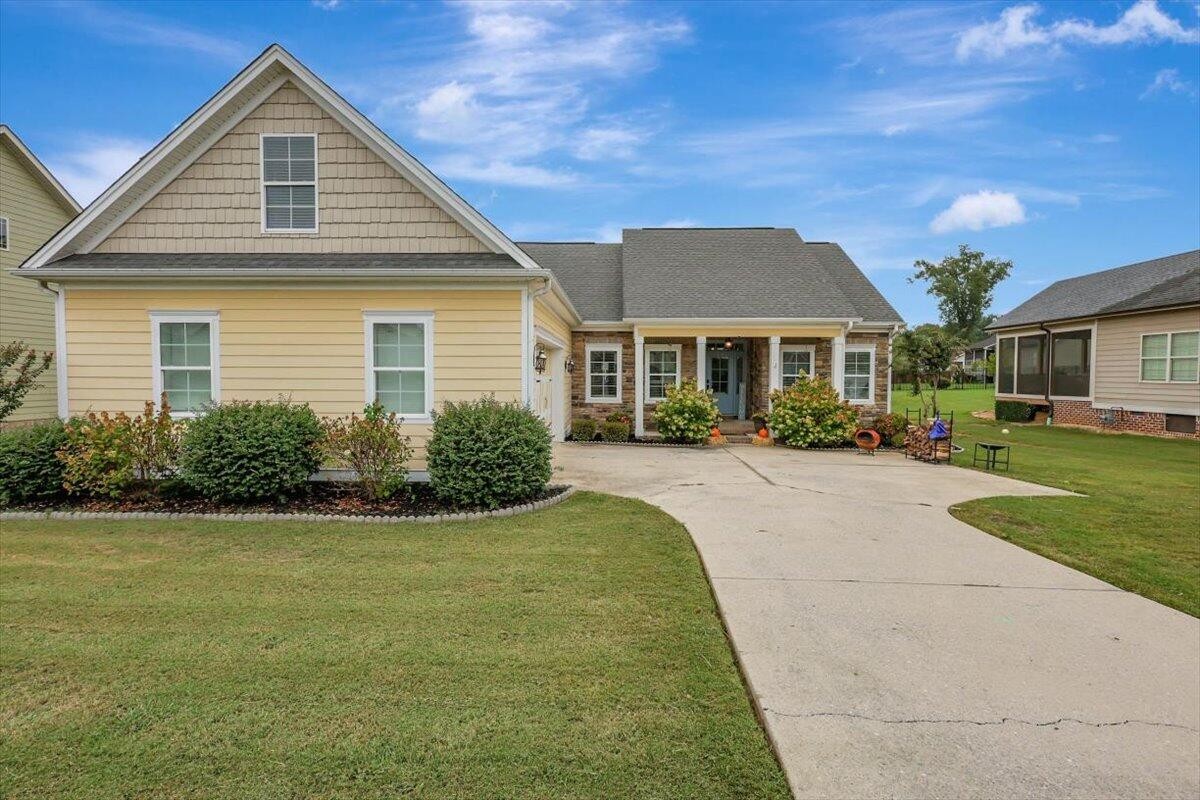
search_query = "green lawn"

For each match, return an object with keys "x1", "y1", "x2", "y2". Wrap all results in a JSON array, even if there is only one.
[
  {"x1": 0, "y1": 492, "x2": 789, "y2": 800},
  {"x1": 893, "y1": 384, "x2": 1200, "y2": 616}
]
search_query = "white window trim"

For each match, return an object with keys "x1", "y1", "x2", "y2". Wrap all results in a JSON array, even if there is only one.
[
  {"x1": 150, "y1": 311, "x2": 220, "y2": 419},
  {"x1": 0, "y1": 216, "x2": 9, "y2": 250},
  {"x1": 260, "y1": 132, "x2": 319, "y2": 234},
  {"x1": 644, "y1": 343, "x2": 682, "y2": 404},
  {"x1": 843, "y1": 344, "x2": 875, "y2": 405},
  {"x1": 1140, "y1": 330, "x2": 1200, "y2": 384},
  {"x1": 585, "y1": 343, "x2": 622, "y2": 404},
  {"x1": 780, "y1": 344, "x2": 816, "y2": 386},
  {"x1": 363, "y1": 311, "x2": 435, "y2": 422},
  {"x1": 1048, "y1": 324, "x2": 1096, "y2": 401}
]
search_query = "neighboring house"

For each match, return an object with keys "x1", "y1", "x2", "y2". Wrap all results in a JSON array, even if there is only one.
[
  {"x1": 15, "y1": 45, "x2": 902, "y2": 475},
  {"x1": 0, "y1": 125, "x2": 81, "y2": 425},
  {"x1": 953, "y1": 334, "x2": 995, "y2": 382},
  {"x1": 989, "y1": 250, "x2": 1200, "y2": 438}
]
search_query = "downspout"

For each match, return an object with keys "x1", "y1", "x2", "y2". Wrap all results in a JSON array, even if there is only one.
[
  {"x1": 37, "y1": 280, "x2": 68, "y2": 420},
  {"x1": 1039, "y1": 321, "x2": 1053, "y2": 425}
]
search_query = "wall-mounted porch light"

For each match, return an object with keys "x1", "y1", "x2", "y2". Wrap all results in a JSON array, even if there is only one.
[
  {"x1": 564, "y1": 355, "x2": 576, "y2": 374},
  {"x1": 723, "y1": 338, "x2": 734, "y2": 350},
  {"x1": 534, "y1": 344, "x2": 548, "y2": 374}
]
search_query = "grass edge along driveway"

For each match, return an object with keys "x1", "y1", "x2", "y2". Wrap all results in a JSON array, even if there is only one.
[
  {"x1": 894, "y1": 386, "x2": 1200, "y2": 617},
  {"x1": 0, "y1": 492, "x2": 790, "y2": 800}
]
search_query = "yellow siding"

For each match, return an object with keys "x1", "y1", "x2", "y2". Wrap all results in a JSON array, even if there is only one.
[
  {"x1": 1095, "y1": 307, "x2": 1200, "y2": 414},
  {"x1": 534, "y1": 296, "x2": 574, "y2": 426},
  {"x1": 0, "y1": 139, "x2": 75, "y2": 423},
  {"x1": 95, "y1": 83, "x2": 489, "y2": 254},
  {"x1": 64, "y1": 288, "x2": 524, "y2": 468}
]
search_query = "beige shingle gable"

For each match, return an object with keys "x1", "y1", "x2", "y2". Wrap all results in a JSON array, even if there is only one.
[{"x1": 94, "y1": 83, "x2": 488, "y2": 254}]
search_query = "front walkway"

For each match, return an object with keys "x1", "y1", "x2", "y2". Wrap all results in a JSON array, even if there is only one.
[{"x1": 553, "y1": 443, "x2": 1200, "y2": 800}]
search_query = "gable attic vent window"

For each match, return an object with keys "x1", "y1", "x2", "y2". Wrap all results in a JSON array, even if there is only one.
[
  {"x1": 261, "y1": 134, "x2": 317, "y2": 232},
  {"x1": 0, "y1": 216, "x2": 9, "y2": 250}
]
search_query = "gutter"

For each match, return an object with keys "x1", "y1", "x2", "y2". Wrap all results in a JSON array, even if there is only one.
[{"x1": 12, "y1": 267, "x2": 554, "y2": 281}]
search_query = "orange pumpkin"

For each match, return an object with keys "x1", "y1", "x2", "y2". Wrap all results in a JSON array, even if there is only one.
[
  {"x1": 711, "y1": 427, "x2": 722, "y2": 436},
  {"x1": 758, "y1": 428, "x2": 770, "y2": 439}
]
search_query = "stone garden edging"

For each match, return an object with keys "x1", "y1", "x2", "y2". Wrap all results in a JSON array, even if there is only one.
[{"x1": 1, "y1": 485, "x2": 577, "y2": 525}]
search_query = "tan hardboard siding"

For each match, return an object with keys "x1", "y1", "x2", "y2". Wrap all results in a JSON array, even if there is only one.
[
  {"x1": 1095, "y1": 307, "x2": 1200, "y2": 414},
  {"x1": 94, "y1": 84, "x2": 489, "y2": 254},
  {"x1": 0, "y1": 139, "x2": 74, "y2": 423},
  {"x1": 63, "y1": 288, "x2": 523, "y2": 468}
]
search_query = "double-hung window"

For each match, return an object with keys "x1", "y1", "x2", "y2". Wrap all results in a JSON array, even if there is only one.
[
  {"x1": 151, "y1": 312, "x2": 219, "y2": 417},
  {"x1": 365, "y1": 313, "x2": 434, "y2": 419},
  {"x1": 843, "y1": 346, "x2": 874, "y2": 403},
  {"x1": 585, "y1": 344, "x2": 621, "y2": 403},
  {"x1": 1142, "y1": 331, "x2": 1200, "y2": 383},
  {"x1": 781, "y1": 346, "x2": 814, "y2": 387},
  {"x1": 262, "y1": 134, "x2": 317, "y2": 232},
  {"x1": 645, "y1": 344, "x2": 681, "y2": 402}
]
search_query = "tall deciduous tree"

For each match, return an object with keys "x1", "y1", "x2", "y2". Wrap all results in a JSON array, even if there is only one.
[{"x1": 910, "y1": 245, "x2": 1012, "y2": 340}]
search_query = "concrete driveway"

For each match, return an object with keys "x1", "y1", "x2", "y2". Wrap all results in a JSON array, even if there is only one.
[{"x1": 553, "y1": 443, "x2": 1200, "y2": 800}]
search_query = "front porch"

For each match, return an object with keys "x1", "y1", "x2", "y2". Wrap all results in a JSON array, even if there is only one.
[{"x1": 570, "y1": 323, "x2": 891, "y2": 438}]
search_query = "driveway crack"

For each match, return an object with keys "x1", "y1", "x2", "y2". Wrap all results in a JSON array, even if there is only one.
[{"x1": 762, "y1": 709, "x2": 1199, "y2": 733}]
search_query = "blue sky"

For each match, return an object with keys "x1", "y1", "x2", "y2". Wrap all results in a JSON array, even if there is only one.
[{"x1": 2, "y1": 0, "x2": 1198, "y2": 324}]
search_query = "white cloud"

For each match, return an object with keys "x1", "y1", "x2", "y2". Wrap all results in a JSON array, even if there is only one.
[
  {"x1": 1141, "y1": 68, "x2": 1197, "y2": 99},
  {"x1": 48, "y1": 137, "x2": 151, "y2": 205},
  {"x1": 595, "y1": 218, "x2": 697, "y2": 243},
  {"x1": 929, "y1": 190, "x2": 1028, "y2": 233},
  {"x1": 63, "y1": 2, "x2": 250, "y2": 63},
  {"x1": 428, "y1": 154, "x2": 579, "y2": 189},
  {"x1": 957, "y1": 1, "x2": 1200, "y2": 61},
  {"x1": 573, "y1": 126, "x2": 645, "y2": 161},
  {"x1": 369, "y1": 1, "x2": 689, "y2": 186},
  {"x1": 312, "y1": 0, "x2": 343, "y2": 9}
]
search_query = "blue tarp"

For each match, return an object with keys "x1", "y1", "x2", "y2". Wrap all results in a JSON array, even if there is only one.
[{"x1": 929, "y1": 418, "x2": 950, "y2": 440}]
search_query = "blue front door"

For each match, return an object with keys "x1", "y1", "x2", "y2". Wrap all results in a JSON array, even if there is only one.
[{"x1": 708, "y1": 351, "x2": 740, "y2": 416}]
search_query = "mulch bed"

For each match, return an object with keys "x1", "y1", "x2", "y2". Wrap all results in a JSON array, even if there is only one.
[{"x1": 7, "y1": 482, "x2": 569, "y2": 518}]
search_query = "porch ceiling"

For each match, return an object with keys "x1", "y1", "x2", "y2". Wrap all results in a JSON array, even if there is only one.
[{"x1": 636, "y1": 324, "x2": 844, "y2": 338}]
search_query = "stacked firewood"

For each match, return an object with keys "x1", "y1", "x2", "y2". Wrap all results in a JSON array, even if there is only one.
[{"x1": 904, "y1": 423, "x2": 952, "y2": 462}]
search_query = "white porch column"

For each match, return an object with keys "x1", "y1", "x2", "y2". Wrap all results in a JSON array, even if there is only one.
[
  {"x1": 634, "y1": 334, "x2": 645, "y2": 437},
  {"x1": 768, "y1": 335, "x2": 781, "y2": 410},
  {"x1": 695, "y1": 336, "x2": 706, "y2": 387},
  {"x1": 831, "y1": 333, "x2": 847, "y2": 398}
]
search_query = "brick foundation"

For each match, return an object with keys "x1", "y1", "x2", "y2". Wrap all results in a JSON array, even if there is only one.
[{"x1": 1052, "y1": 399, "x2": 1199, "y2": 438}]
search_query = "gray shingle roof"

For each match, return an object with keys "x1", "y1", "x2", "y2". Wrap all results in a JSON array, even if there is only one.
[
  {"x1": 39, "y1": 252, "x2": 522, "y2": 271},
  {"x1": 522, "y1": 228, "x2": 901, "y2": 323},
  {"x1": 990, "y1": 250, "x2": 1200, "y2": 329},
  {"x1": 518, "y1": 242, "x2": 623, "y2": 321}
]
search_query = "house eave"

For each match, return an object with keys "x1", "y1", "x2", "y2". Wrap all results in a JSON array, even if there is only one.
[{"x1": 12, "y1": 267, "x2": 552, "y2": 282}]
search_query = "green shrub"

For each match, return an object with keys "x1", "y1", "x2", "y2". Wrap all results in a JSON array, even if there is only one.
[
  {"x1": 599, "y1": 420, "x2": 630, "y2": 442},
  {"x1": 426, "y1": 396, "x2": 552, "y2": 509},
  {"x1": 605, "y1": 406, "x2": 633, "y2": 426},
  {"x1": 129, "y1": 397, "x2": 182, "y2": 479},
  {"x1": 179, "y1": 400, "x2": 323, "y2": 502},
  {"x1": 890, "y1": 431, "x2": 907, "y2": 448},
  {"x1": 871, "y1": 412, "x2": 908, "y2": 439},
  {"x1": 652, "y1": 379, "x2": 720, "y2": 444},
  {"x1": 0, "y1": 421, "x2": 68, "y2": 506},
  {"x1": 995, "y1": 400, "x2": 1035, "y2": 423},
  {"x1": 767, "y1": 376, "x2": 857, "y2": 447},
  {"x1": 571, "y1": 418, "x2": 598, "y2": 442},
  {"x1": 59, "y1": 411, "x2": 137, "y2": 498},
  {"x1": 322, "y1": 401, "x2": 413, "y2": 500}
]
